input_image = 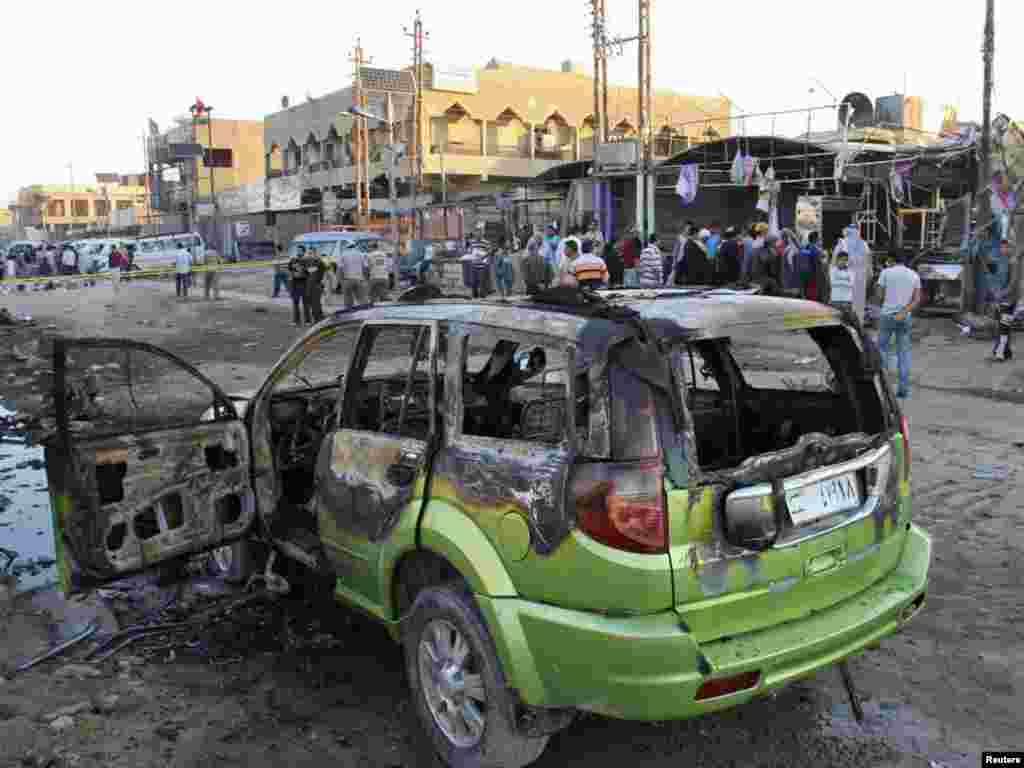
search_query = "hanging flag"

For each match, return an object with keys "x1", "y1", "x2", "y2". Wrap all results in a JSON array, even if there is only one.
[{"x1": 675, "y1": 164, "x2": 698, "y2": 205}]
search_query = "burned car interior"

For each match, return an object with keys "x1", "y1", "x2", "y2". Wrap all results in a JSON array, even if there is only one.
[
  {"x1": 680, "y1": 326, "x2": 888, "y2": 472},
  {"x1": 265, "y1": 325, "x2": 572, "y2": 517}
]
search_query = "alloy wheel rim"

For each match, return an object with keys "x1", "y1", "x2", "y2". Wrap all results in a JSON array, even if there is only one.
[{"x1": 418, "y1": 618, "x2": 487, "y2": 749}]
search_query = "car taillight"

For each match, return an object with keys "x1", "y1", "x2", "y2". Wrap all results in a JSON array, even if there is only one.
[
  {"x1": 695, "y1": 670, "x2": 762, "y2": 701},
  {"x1": 900, "y1": 414, "x2": 911, "y2": 481},
  {"x1": 574, "y1": 460, "x2": 667, "y2": 554}
]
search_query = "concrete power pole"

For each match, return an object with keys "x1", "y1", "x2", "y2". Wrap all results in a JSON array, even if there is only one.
[{"x1": 964, "y1": 0, "x2": 995, "y2": 314}]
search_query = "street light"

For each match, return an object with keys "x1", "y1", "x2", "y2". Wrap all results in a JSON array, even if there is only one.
[{"x1": 348, "y1": 107, "x2": 405, "y2": 284}]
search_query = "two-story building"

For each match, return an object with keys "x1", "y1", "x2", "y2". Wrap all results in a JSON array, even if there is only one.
[
  {"x1": 147, "y1": 117, "x2": 265, "y2": 246},
  {"x1": 251, "y1": 59, "x2": 729, "y2": 242},
  {"x1": 12, "y1": 176, "x2": 149, "y2": 239}
]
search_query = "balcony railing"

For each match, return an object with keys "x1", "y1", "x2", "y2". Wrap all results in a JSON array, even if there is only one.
[
  {"x1": 439, "y1": 142, "x2": 482, "y2": 156},
  {"x1": 489, "y1": 144, "x2": 530, "y2": 158},
  {"x1": 535, "y1": 147, "x2": 574, "y2": 161}
]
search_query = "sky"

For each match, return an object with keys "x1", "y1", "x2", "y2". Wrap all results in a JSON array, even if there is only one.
[{"x1": 4, "y1": 0, "x2": 1022, "y2": 203}]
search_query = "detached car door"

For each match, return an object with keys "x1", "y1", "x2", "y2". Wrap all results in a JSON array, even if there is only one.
[{"x1": 45, "y1": 338, "x2": 257, "y2": 594}]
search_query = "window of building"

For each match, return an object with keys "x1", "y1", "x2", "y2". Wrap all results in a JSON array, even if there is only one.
[
  {"x1": 47, "y1": 199, "x2": 66, "y2": 218},
  {"x1": 94, "y1": 199, "x2": 110, "y2": 217},
  {"x1": 71, "y1": 200, "x2": 90, "y2": 218}
]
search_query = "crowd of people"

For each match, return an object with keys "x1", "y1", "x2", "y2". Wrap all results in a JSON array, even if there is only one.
[{"x1": 514, "y1": 219, "x2": 885, "y2": 325}]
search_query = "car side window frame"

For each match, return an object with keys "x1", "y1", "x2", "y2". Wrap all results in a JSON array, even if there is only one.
[
  {"x1": 450, "y1": 324, "x2": 575, "y2": 449},
  {"x1": 339, "y1": 319, "x2": 437, "y2": 440}
]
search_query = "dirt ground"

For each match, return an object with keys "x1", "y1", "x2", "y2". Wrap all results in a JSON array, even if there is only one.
[{"x1": 0, "y1": 277, "x2": 1021, "y2": 768}]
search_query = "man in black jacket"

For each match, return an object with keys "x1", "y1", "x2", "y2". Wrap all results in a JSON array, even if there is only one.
[
  {"x1": 675, "y1": 225, "x2": 712, "y2": 285},
  {"x1": 715, "y1": 226, "x2": 742, "y2": 285}
]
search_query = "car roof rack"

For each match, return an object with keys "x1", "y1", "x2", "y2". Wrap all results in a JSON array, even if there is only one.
[{"x1": 528, "y1": 286, "x2": 650, "y2": 341}]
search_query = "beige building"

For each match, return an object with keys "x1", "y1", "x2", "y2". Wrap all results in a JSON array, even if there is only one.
[
  {"x1": 12, "y1": 176, "x2": 148, "y2": 239},
  {"x1": 258, "y1": 59, "x2": 730, "y2": 226}
]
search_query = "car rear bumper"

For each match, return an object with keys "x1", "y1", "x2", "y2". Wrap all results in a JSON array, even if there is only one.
[{"x1": 475, "y1": 523, "x2": 930, "y2": 721}]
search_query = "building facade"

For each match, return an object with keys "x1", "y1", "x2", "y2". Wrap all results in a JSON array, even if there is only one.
[
  {"x1": 256, "y1": 59, "x2": 730, "y2": 235},
  {"x1": 147, "y1": 117, "x2": 265, "y2": 231},
  {"x1": 11, "y1": 176, "x2": 148, "y2": 239}
]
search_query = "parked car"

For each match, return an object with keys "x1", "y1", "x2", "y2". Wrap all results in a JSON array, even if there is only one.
[{"x1": 43, "y1": 287, "x2": 929, "y2": 768}]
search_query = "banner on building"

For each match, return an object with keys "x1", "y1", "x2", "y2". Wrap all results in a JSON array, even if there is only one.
[
  {"x1": 218, "y1": 182, "x2": 266, "y2": 215},
  {"x1": 268, "y1": 176, "x2": 303, "y2": 211},
  {"x1": 431, "y1": 65, "x2": 478, "y2": 94}
]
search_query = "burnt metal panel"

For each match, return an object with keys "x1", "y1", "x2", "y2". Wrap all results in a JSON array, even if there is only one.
[
  {"x1": 54, "y1": 421, "x2": 256, "y2": 588},
  {"x1": 315, "y1": 430, "x2": 429, "y2": 543},
  {"x1": 435, "y1": 322, "x2": 575, "y2": 555}
]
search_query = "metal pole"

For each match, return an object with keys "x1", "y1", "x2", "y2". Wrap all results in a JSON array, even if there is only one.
[
  {"x1": 387, "y1": 95, "x2": 400, "y2": 285},
  {"x1": 208, "y1": 109, "x2": 216, "y2": 250},
  {"x1": 441, "y1": 149, "x2": 447, "y2": 204},
  {"x1": 962, "y1": 0, "x2": 995, "y2": 315},
  {"x1": 599, "y1": 0, "x2": 609, "y2": 142},
  {"x1": 191, "y1": 114, "x2": 198, "y2": 233},
  {"x1": 389, "y1": 154, "x2": 399, "y2": 288}
]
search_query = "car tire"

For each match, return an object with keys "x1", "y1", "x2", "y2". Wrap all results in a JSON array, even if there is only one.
[
  {"x1": 403, "y1": 584, "x2": 548, "y2": 768},
  {"x1": 208, "y1": 538, "x2": 265, "y2": 585}
]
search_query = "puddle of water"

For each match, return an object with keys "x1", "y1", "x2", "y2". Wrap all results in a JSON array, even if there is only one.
[
  {"x1": 0, "y1": 400, "x2": 57, "y2": 593},
  {"x1": 826, "y1": 699, "x2": 974, "y2": 768}
]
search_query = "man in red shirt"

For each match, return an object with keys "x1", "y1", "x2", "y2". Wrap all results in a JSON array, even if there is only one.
[
  {"x1": 108, "y1": 244, "x2": 126, "y2": 295},
  {"x1": 622, "y1": 231, "x2": 641, "y2": 287}
]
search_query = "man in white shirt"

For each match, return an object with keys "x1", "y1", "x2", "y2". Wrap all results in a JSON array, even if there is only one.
[
  {"x1": 829, "y1": 252, "x2": 854, "y2": 320},
  {"x1": 875, "y1": 249, "x2": 922, "y2": 399},
  {"x1": 366, "y1": 242, "x2": 392, "y2": 303},
  {"x1": 338, "y1": 240, "x2": 369, "y2": 308},
  {"x1": 174, "y1": 243, "x2": 193, "y2": 299}
]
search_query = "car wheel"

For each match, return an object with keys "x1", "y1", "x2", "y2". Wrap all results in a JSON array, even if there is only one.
[
  {"x1": 404, "y1": 585, "x2": 548, "y2": 768},
  {"x1": 208, "y1": 538, "x2": 265, "y2": 584}
]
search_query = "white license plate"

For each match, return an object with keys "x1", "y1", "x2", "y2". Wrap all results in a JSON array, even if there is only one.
[{"x1": 785, "y1": 473, "x2": 861, "y2": 526}]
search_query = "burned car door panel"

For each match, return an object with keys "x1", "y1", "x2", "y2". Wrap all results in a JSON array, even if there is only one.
[
  {"x1": 313, "y1": 321, "x2": 436, "y2": 608},
  {"x1": 433, "y1": 324, "x2": 575, "y2": 558},
  {"x1": 46, "y1": 338, "x2": 255, "y2": 593}
]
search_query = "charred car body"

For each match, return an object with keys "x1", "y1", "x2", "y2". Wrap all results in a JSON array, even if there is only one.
[{"x1": 44, "y1": 286, "x2": 930, "y2": 768}]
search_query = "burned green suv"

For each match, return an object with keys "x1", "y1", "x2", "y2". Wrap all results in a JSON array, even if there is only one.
[{"x1": 46, "y1": 287, "x2": 929, "y2": 768}]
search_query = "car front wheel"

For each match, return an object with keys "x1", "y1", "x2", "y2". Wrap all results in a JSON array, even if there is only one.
[{"x1": 404, "y1": 585, "x2": 548, "y2": 768}]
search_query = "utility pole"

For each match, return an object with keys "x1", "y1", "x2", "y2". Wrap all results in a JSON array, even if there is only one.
[
  {"x1": 637, "y1": 0, "x2": 653, "y2": 239},
  {"x1": 350, "y1": 40, "x2": 372, "y2": 226},
  {"x1": 964, "y1": 0, "x2": 995, "y2": 314},
  {"x1": 403, "y1": 11, "x2": 429, "y2": 206},
  {"x1": 589, "y1": 0, "x2": 606, "y2": 145}
]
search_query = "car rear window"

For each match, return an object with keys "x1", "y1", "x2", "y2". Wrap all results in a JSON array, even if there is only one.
[{"x1": 610, "y1": 365, "x2": 659, "y2": 460}]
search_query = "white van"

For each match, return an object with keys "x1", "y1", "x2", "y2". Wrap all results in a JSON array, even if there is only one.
[
  {"x1": 77, "y1": 239, "x2": 125, "y2": 274},
  {"x1": 131, "y1": 233, "x2": 206, "y2": 271}
]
